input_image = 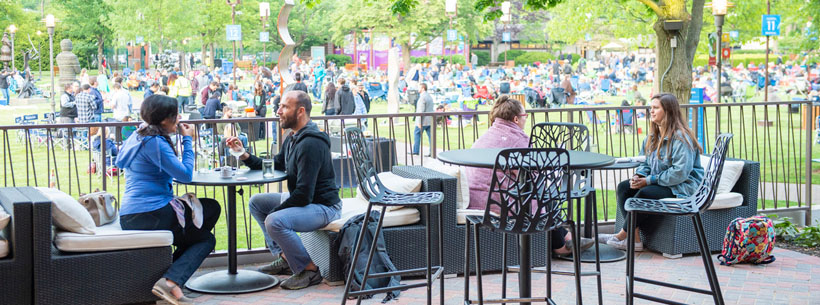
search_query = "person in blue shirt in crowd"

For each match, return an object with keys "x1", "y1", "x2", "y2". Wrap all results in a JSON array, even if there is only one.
[
  {"x1": 89, "y1": 78, "x2": 105, "y2": 122},
  {"x1": 116, "y1": 95, "x2": 221, "y2": 305}
]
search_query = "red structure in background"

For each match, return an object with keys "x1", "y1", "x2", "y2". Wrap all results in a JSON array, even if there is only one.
[{"x1": 126, "y1": 43, "x2": 152, "y2": 71}]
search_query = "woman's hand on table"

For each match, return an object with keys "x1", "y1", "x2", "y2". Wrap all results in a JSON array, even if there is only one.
[{"x1": 630, "y1": 175, "x2": 647, "y2": 189}]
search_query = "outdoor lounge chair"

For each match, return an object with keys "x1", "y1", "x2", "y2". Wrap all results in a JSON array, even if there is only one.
[
  {"x1": 0, "y1": 188, "x2": 35, "y2": 305},
  {"x1": 29, "y1": 188, "x2": 173, "y2": 305}
]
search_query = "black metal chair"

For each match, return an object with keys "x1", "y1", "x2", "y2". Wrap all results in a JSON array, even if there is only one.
[
  {"x1": 341, "y1": 127, "x2": 444, "y2": 305},
  {"x1": 464, "y1": 148, "x2": 571, "y2": 305},
  {"x1": 624, "y1": 133, "x2": 732, "y2": 305},
  {"x1": 529, "y1": 122, "x2": 601, "y2": 305}
]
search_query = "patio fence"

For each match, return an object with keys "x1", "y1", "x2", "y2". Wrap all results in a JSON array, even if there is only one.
[{"x1": 1, "y1": 100, "x2": 815, "y2": 255}]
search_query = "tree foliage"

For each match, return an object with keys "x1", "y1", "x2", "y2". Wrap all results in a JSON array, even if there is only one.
[{"x1": 54, "y1": 0, "x2": 113, "y2": 70}]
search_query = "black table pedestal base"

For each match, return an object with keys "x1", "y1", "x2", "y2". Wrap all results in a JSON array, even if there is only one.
[
  {"x1": 185, "y1": 270, "x2": 280, "y2": 294},
  {"x1": 555, "y1": 243, "x2": 626, "y2": 263}
]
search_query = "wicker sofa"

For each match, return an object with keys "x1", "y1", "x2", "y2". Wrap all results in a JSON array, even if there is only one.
[
  {"x1": 27, "y1": 187, "x2": 173, "y2": 305},
  {"x1": 302, "y1": 166, "x2": 551, "y2": 282},
  {"x1": 615, "y1": 158, "x2": 760, "y2": 256},
  {"x1": 0, "y1": 188, "x2": 35, "y2": 305}
]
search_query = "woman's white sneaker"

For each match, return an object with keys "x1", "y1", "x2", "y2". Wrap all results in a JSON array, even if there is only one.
[{"x1": 606, "y1": 236, "x2": 644, "y2": 252}]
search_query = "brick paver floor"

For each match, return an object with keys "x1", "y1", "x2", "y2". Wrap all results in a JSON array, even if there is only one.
[{"x1": 162, "y1": 247, "x2": 819, "y2": 305}]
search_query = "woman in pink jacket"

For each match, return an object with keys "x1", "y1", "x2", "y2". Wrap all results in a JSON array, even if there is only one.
[{"x1": 465, "y1": 95, "x2": 593, "y2": 255}]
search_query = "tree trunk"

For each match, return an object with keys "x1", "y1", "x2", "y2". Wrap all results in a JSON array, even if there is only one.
[
  {"x1": 97, "y1": 36, "x2": 104, "y2": 72},
  {"x1": 653, "y1": 21, "x2": 693, "y2": 102},
  {"x1": 651, "y1": 0, "x2": 704, "y2": 104},
  {"x1": 209, "y1": 43, "x2": 216, "y2": 68},
  {"x1": 401, "y1": 41, "x2": 411, "y2": 72},
  {"x1": 201, "y1": 34, "x2": 207, "y2": 70}
]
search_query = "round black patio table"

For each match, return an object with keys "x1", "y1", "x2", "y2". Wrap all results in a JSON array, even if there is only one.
[
  {"x1": 438, "y1": 148, "x2": 615, "y2": 305},
  {"x1": 175, "y1": 168, "x2": 286, "y2": 294}
]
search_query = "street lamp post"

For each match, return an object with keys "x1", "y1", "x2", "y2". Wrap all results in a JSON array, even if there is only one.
[
  {"x1": 45, "y1": 15, "x2": 55, "y2": 113},
  {"x1": 446, "y1": 0, "x2": 457, "y2": 65},
  {"x1": 501, "y1": 1, "x2": 511, "y2": 63},
  {"x1": 8, "y1": 25, "x2": 17, "y2": 71},
  {"x1": 711, "y1": 0, "x2": 730, "y2": 104},
  {"x1": 260, "y1": 2, "x2": 270, "y2": 69},
  {"x1": 227, "y1": 0, "x2": 241, "y2": 87},
  {"x1": 37, "y1": 31, "x2": 42, "y2": 80}
]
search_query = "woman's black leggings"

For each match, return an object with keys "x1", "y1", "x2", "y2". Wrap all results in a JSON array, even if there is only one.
[{"x1": 616, "y1": 180, "x2": 674, "y2": 232}]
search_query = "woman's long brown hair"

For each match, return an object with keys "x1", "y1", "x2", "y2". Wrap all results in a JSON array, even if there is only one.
[{"x1": 645, "y1": 93, "x2": 702, "y2": 158}]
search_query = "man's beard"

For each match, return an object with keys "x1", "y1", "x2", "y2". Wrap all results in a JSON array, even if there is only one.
[{"x1": 280, "y1": 113, "x2": 296, "y2": 129}]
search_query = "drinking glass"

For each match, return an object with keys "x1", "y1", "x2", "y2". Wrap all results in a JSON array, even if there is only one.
[
  {"x1": 262, "y1": 159, "x2": 275, "y2": 178},
  {"x1": 229, "y1": 145, "x2": 245, "y2": 168}
]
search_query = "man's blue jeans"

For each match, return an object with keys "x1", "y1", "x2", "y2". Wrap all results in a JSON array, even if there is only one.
[
  {"x1": 413, "y1": 125, "x2": 432, "y2": 154},
  {"x1": 90, "y1": 114, "x2": 102, "y2": 122},
  {"x1": 249, "y1": 193, "x2": 341, "y2": 274}
]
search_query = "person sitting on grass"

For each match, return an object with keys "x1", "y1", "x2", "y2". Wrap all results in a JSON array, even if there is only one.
[{"x1": 598, "y1": 93, "x2": 704, "y2": 251}]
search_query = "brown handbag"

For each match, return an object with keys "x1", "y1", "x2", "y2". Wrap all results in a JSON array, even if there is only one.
[{"x1": 78, "y1": 192, "x2": 118, "y2": 226}]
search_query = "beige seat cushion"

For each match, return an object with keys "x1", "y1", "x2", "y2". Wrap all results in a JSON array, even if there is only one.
[
  {"x1": 422, "y1": 159, "x2": 470, "y2": 209},
  {"x1": 55, "y1": 219, "x2": 173, "y2": 252},
  {"x1": 0, "y1": 235, "x2": 7, "y2": 258},
  {"x1": 321, "y1": 197, "x2": 420, "y2": 232},
  {"x1": 659, "y1": 192, "x2": 743, "y2": 210},
  {"x1": 0, "y1": 206, "x2": 9, "y2": 231},
  {"x1": 707, "y1": 192, "x2": 744, "y2": 210},
  {"x1": 699, "y1": 155, "x2": 745, "y2": 194},
  {"x1": 456, "y1": 209, "x2": 485, "y2": 225},
  {"x1": 356, "y1": 172, "x2": 422, "y2": 211},
  {"x1": 35, "y1": 187, "x2": 96, "y2": 235}
]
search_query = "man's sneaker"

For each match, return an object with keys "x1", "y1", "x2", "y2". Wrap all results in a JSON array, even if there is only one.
[
  {"x1": 280, "y1": 269, "x2": 323, "y2": 290},
  {"x1": 257, "y1": 256, "x2": 292, "y2": 275},
  {"x1": 606, "y1": 236, "x2": 644, "y2": 252}
]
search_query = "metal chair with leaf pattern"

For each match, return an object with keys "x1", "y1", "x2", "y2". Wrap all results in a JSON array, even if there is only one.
[
  {"x1": 529, "y1": 122, "x2": 602, "y2": 304},
  {"x1": 624, "y1": 133, "x2": 732, "y2": 305},
  {"x1": 341, "y1": 127, "x2": 444, "y2": 305},
  {"x1": 464, "y1": 148, "x2": 571, "y2": 305}
]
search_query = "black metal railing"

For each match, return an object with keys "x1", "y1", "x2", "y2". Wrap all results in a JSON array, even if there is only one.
[{"x1": 1, "y1": 100, "x2": 814, "y2": 254}]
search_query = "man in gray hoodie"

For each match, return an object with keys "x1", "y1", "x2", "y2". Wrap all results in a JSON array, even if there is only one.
[{"x1": 333, "y1": 78, "x2": 355, "y2": 115}]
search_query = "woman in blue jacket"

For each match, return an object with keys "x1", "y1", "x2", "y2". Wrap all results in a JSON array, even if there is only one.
[
  {"x1": 600, "y1": 93, "x2": 704, "y2": 251},
  {"x1": 116, "y1": 95, "x2": 220, "y2": 305}
]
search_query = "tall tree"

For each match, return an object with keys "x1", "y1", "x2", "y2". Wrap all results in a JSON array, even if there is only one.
[
  {"x1": 106, "y1": 0, "x2": 193, "y2": 53},
  {"x1": 55, "y1": 0, "x2": 113, "y2": 71}
]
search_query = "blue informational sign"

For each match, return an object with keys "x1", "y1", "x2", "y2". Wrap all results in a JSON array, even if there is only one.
[
  {"x1": 729, "y1": 31, "x2": 739, "y2": 39},
  {"x1": 761, "y1": 15, "x2": 781, "y2": 36},
  {"x1": 259, "y1": 31, "x2": 269, "y2": 42},
  {"x1": 502, "y1": 32, "x2": 511, "y2": 42},
  {"x1": 689, "y1": 88, "x2": 705, "y2": 148},
  {"x1": 447, "y1": 29, "x2": 457, "y2": 41},
  {"x1": 226, "y1": 25, "x2": 242, "y2": 41}
]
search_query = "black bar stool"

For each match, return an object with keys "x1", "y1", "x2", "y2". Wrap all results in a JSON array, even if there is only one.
[
  {"x1": 624, "y1": 134, "x2": 732, "y2": 305},
  {"x1": 464, "y1": 148, "x2": 571, "y2": 305},
  {"x1": 529, "y1": 122, "x2": 602, "y2": 305},
  {"x1": 341, "y1": 127, "x2": 444, "y2": 305}
]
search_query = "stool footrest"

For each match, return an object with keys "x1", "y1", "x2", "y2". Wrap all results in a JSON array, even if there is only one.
[
  {"x1": 465, "y1": 296, "x2": 558, "y2": 305},
  {"x1": 634, "y1": 276, "x2": 716, "y2": 295},
  {"x1": 346, "y1": 266, "x2": 443, "y2": 297}
]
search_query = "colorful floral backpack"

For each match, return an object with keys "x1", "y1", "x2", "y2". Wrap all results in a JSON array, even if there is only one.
[{"x1": 718, "y1": 216, "x2": 776, "y2": 266}]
